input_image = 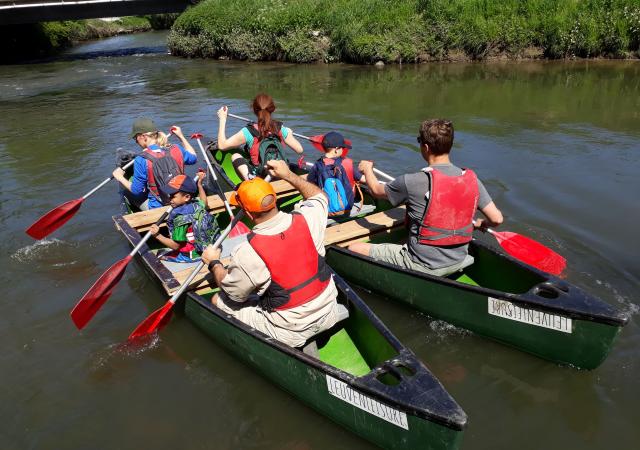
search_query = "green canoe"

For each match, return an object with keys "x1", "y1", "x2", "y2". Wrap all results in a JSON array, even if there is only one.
[
  {"x1": 113, "y1": 205, "x2": 467, "y2": 449},
  {"x1": 210, "y1": 146, "x2": 628, "y2": 369},
  {"x1": 325, "y1": 230, "x2": 628, "y2": 370}
]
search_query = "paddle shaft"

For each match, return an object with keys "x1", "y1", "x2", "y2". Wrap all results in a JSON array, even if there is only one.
[
  {"x1": 192, "y1": 136, "x2": 235, "y2": 218},
  {"x1": 166, "y1": 173, "x2": 275, "y2": 306},
  {"x1": 81, "y1": 159, "x2": 135, "y2": 199},
  {"x1": 167, "y1": 212, "x2": 246, "y2": 305},
  {"x1": 129, "y1": 208, "x2": 172, "y2": 256}
]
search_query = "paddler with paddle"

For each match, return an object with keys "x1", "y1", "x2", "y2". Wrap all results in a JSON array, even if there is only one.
[
  {"x1": 112, "y1": 118, "x2": 198, "y2": 210},
  {"x1": 216, "y1": 93, "x2": 305, "y2": 180},
  {"x1": 201, "y1": 160, "x2": 339, "y2": 348},
  {"x1": 350, "y1": 119, "x2": 504, "y2": 276}
]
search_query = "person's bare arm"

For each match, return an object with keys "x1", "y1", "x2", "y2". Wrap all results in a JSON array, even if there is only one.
[
  {"x1": 112, "y1": 167, "x2": 132, "y2": 192},
  {"x1": 201, "y1": 245, "x2": 227, "y2": 284},
  {"x1": 358, "y1": 160, "x2": 388, "y2": 199},
  {"x1": 267, "y1": 160, "x2": 323, "y2": 200},
  {"x1": 475, "y1": 202, "x2": 503, "y2": 230},
  {"x1": 216, "y1": 106, "x2": 247, "y2": 150},
  {"x1": 283, "y1": 131, "x2": 304, "y2": 154},
  {"x1": 149, "y1": 224, "x2": 181, "y2": 250},
  {"x1": 171, "y1": 126, "x2": 196, "y2": 156},
  {"x1": 196, "y1": 171, "x2": 208, "y2": 206}
]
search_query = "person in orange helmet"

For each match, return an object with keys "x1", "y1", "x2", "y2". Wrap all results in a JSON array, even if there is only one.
[{"x1": 201, "y1": 160, "x2": 339, "y2": 348}]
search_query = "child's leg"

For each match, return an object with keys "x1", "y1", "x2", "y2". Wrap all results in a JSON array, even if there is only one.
[{"x1": 231, "y1": 153, "x2": 250, "y2": 180}]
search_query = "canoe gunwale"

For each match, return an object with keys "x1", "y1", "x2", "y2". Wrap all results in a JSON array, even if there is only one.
[
  {"x1": 186, "y1": 273, "x2": 468, "y2": 431},
  {"x1": 327, "y1": 243, "x2": 627, "y2": 328},
  {"x1": 113, "y1": 214, "x2": 180, "y2": 291}
]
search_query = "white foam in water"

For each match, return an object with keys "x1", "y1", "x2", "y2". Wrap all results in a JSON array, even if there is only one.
[
  {"x1": 428, "y1": 320, "x2": 471, "y2": 339},
  {"x1": 11, "y1": 238, "x2": 74, "y2": 263},
  {"x1": 594, "y1": 278, "x2": 639, "y2": 317},
  {"x1": 89, "y1": 334, "x2": 161, "y2": 371}
]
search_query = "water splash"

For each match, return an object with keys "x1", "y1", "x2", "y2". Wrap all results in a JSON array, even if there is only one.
[
  {"x1": 428, "y1": 320, "x2": 471, "y2": 340},
  {"x1": 11, "y1": 238, "x2": 77, "y2": 264},
  {"x1": 89, "y1": 333, "x2": 161, "y2": 372},
  {"x1": 594, "y1": 278, "x2": 639, "y2": 317}
]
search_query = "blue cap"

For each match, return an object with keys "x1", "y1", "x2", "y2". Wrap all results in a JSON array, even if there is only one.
[{"x1": 321, "y1": 131, "x2": 351, "y2": 150}]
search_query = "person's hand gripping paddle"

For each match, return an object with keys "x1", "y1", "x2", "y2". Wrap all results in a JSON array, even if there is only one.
[
  {"x1": 191, "y1": 132, "x2": 249, "y2": 237},
  {"x1": 26, "y1": 130, "x2": 174, "y2": 240},
  {"x1": 369, "y1": 167, "x2": 566, "y2": 275}
]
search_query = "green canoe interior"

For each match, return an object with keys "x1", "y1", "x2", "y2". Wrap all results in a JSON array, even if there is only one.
[
  {"x1": 192, "y1": 288, "x2": 397, "y2": 380},
  {"x1": 368, "y1": 226, "x2": 547, "y2": 296}
]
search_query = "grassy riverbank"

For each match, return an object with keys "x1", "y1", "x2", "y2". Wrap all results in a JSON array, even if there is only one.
[
  {"x1": 169, "y1": 0, "x2": 640, "y2": 63},
  {"x1": 4, "y1": 15, "x2": 177, "y2": 63}
]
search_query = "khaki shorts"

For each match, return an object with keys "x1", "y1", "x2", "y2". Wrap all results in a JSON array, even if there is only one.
[
  {"x1": 368, "y1": 243, "x2": 473, "y2": 277},
  {"x1": 216, "y1": 293, "x2": 338, "y2": 348}
]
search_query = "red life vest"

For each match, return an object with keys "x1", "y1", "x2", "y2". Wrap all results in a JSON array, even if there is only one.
[
  {"x1": 141, "y1": 145, "x2": 185, "y2": 200},
  {"x1": 417, "y1": 167, "x2": 479, "y2": 246},
  {"x1": 246, "y1": 122, "x2": 285, "y2": 166},
  {"x1": 248, "y1": 213, "x2": 331, "y2": 311}
]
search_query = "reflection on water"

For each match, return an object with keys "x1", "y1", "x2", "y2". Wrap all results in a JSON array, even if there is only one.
[{"x1": 0, "y1": 31, "x2": 639, "y2": 450}]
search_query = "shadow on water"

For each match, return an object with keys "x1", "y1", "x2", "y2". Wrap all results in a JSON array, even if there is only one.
[{"x1": 26, "y1": 46, "x2": 168, "y2": 65}]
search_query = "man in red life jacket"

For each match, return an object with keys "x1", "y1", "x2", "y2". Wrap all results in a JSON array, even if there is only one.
[
  {"x1": 201, "y1": 160, "x2": 339, "y2": 348},
  {"x1": 350, "y1": 119, "x2": 503, "y2": 276}
]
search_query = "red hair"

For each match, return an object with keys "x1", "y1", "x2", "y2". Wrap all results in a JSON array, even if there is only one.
[{"x1": 252, "y1": 93, "x2": 277, "y2": 137}]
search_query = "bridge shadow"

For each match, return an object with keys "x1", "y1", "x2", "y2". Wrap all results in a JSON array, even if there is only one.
[{"x1": 5, "y1": 44, "x2": 167, "y2": 65}]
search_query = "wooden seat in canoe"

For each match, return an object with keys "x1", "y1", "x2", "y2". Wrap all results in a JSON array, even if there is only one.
[
  {"x1": 121, "y1": 176, "x2": 307, "y2": 231},
  {"x1": 167, "y1": 206, "x2": 407, "y2": 294}
]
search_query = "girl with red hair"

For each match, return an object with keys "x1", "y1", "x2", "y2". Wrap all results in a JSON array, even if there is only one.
[{"x1": 216, "y1": 93, "x2": 304, "y2": 180}]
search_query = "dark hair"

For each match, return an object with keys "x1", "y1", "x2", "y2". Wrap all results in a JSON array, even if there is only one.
[
  {"x1": 252, "y1": 93, "x2": 277, "y2": 138},
  {"x1": 418, "y1": 119, "x2": 454, "y2": 155}
]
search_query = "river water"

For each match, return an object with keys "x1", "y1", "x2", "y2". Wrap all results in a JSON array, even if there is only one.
[{"x1": 1, "y1": 31, "x2": 638, "y2": 450}]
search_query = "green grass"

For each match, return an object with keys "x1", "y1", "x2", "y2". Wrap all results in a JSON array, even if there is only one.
[{"x1": 169, "y1": 0, "x2": 640, "y2": 63}]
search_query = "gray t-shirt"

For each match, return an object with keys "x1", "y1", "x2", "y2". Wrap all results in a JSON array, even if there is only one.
[{"x1": 384, "y1": 164, "x2": 492, "y2": 269}]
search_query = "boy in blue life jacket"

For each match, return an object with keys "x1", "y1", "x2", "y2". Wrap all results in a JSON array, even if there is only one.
[
  {"x1": 149, "y1": 172, "x2": 221, "y2": 263},
  {"x1": 307, "y1": 131, "x2": 365, "y2": 217}
]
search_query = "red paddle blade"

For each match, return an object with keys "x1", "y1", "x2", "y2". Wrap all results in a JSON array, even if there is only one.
[
  {"x1": 229, "y1": 221, "x2": 250, "y2": 238},
  {"x1": 26, "y1": 198, "x2": 83, "y2": 240},
  {"x1": 492, "y1": 231, "x2": 566, "y2": 275},
  {"x1": 309, "y1": 135, "x2": 326, "y2": 152},
  {"x1": 309, "y1": 135, "x2": 351, "y2": 157},
  {"x1": 128, "y1": 301, "x2": 174, "y2": 340},
  {"x1": 70, "y1": 255, "x2": 133, "y2": 329}
]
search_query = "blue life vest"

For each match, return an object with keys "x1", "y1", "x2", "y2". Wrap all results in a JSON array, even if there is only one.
[{"x1": 312, "y1": 157, "x2": 355, "y2": 216}]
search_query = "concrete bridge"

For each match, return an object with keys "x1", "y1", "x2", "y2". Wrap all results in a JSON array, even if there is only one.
[{"x1": 0, "y1": 0, "x2": 190, "y2": 25}]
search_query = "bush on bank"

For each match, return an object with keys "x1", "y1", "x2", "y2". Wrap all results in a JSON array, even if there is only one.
[{"x1": 169, "y1": 0, "x2": 640, "y2": 63}]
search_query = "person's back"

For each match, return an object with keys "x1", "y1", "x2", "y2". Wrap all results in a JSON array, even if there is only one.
[
  {"x1": 307, "y1": 132, "x2": 364, "y2": 217},
  {"x1": 113, "y1": 119, "x2": 198, "y2": 210},
  {"x1": 388, "y1": 165, "x2": 487, "y2": 270},
  {"x1": 351, "y1": 119, "x2": 503, "y2": 276},
  {"x1": 202, "y1": 161, "x2": 339, "y2": 348},
  {"x1": 216, "y1": 94, "x2": 305, "y2": 180}
]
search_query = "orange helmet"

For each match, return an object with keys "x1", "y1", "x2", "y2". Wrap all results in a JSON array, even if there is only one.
[{"x1": 229, "y1": 177, "x2": 277, "y2": 212}]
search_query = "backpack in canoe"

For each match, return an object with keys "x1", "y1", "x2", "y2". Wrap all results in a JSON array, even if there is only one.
[{"x1": 312, "y1": 157, "x2": 358, "y2": 216}]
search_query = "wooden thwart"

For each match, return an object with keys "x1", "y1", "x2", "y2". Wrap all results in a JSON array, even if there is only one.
[
  {"x1": 123, "y1": 176, "x2": 306, "y2": 231},
  {"x1": 166, "y1": 206, "x2": 406, "y2": 294}
]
